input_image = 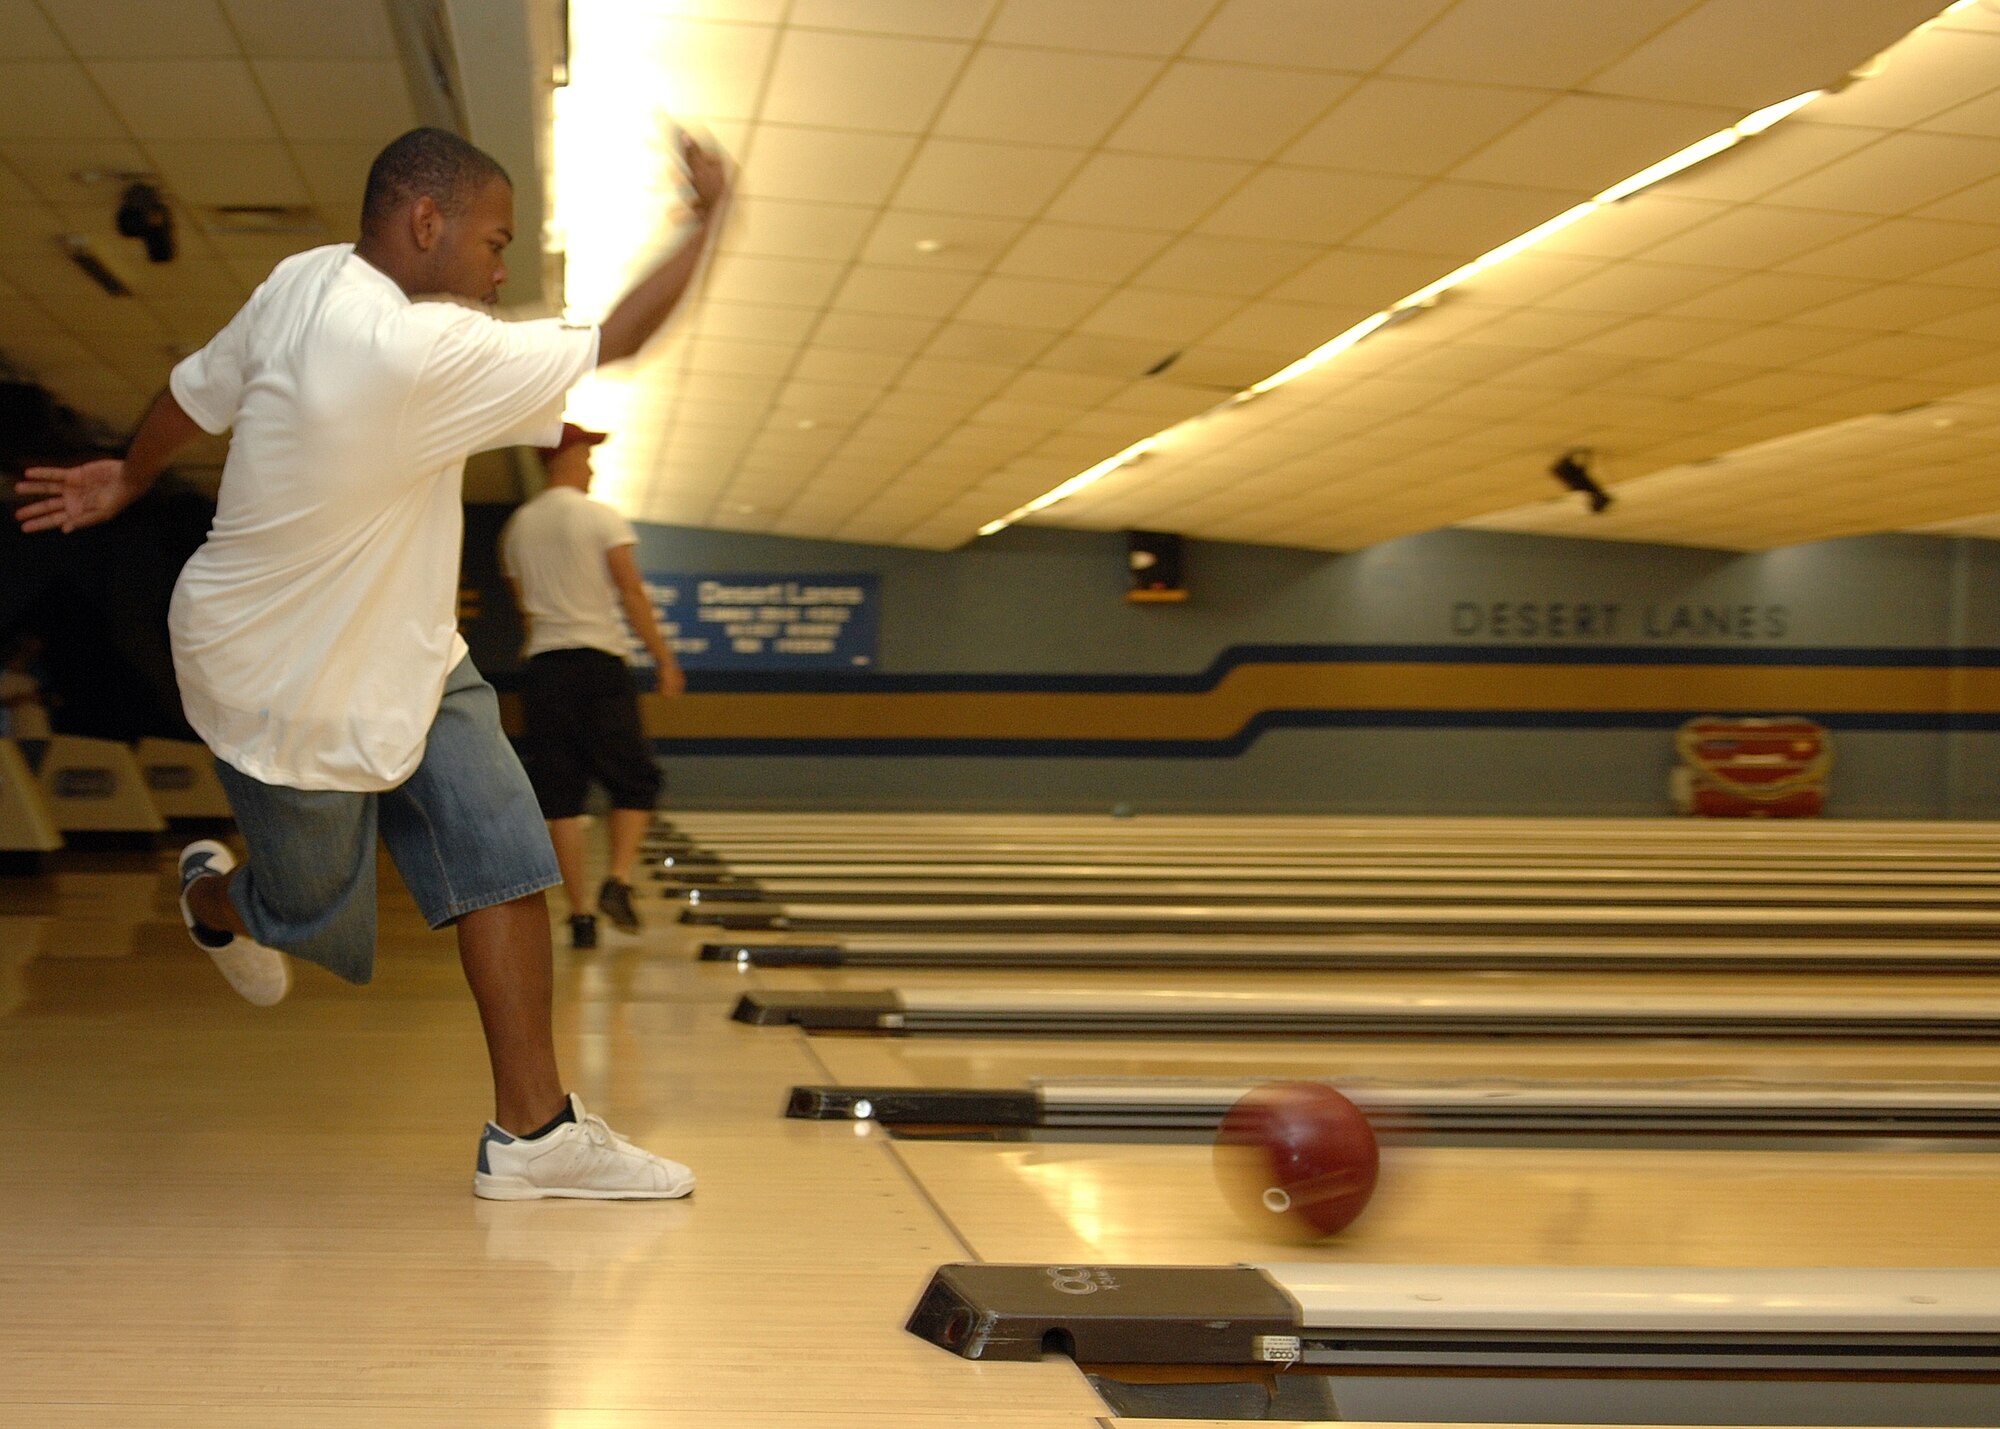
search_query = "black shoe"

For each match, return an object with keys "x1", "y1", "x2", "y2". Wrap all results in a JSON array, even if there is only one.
[
  {"x1": 569, "y1": 914, "x2": 599, "y2": 950},
  {"x1": 598, "y1": 878, "x2": 641, "y2": 934}
]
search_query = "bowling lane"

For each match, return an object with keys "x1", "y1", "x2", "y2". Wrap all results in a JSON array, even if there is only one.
[
  {"x1": 880, "y1": 1135, "x2": 2000, "y2": 1269},
  {"x1": 740, "y1": 956, "x2": 2000, "y2": 1032},
  {"x1": 804, "y1": 1031, "x2": 2000, "y2": 1095}
]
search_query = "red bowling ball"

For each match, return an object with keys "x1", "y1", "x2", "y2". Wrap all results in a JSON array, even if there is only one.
[{"x1": 1214, "y1": 1081, "x2": 1379, "y2": 1241}]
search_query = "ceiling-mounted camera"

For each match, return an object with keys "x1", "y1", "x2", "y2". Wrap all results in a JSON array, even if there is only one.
[{"x1": 115, "y1": 182, "x2": 175, "y2": 263}]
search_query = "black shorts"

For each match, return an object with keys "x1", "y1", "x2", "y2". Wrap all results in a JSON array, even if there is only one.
[{"x1": 517, "y1": 648, "x2": 662, "y2": 819}]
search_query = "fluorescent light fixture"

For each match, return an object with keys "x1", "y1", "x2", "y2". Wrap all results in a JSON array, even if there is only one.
[
  {"x1": 1248, "y1": 310, "x2": 1395, "y2": 395},
  {"x1": 1735, "y1": 90, "x2": 1820, "y2": 135},
  {"x1": 551, "y1": 3, "x2": 702, "y2": 512},
  {"x1": 974, "y1": 74, "x2": 1844, "y2": 538},
  {"x1": 1593, "y1": 131, "x2": 1739, "y2": 203}
]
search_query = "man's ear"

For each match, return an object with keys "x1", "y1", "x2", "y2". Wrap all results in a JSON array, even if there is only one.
[{"x1": 409, "y1": 195, "x2": 444, "y2": 252}]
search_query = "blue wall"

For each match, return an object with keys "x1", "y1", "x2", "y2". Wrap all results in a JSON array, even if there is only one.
[{"x1": 463, "y1": 512, "x2": 2000, "y2": 817}]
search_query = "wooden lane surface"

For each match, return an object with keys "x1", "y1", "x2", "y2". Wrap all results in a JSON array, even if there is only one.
[
  {"x1": 671, "y1": 874, "x2": 2000, "y2": 905},
  {"x1": 805, "y1": 1031, "x2": 2000, "y2": 1096},
  {"x1": 662, "y1": 812, "x2": 2000, "y2": 851},
  {"x1": 0, "y1": 854, "x2": 1104, "y2": 1427},
  {"x1": 745, "y1": 960, "x2": 2000, "y2": 1015},
  {"x1": 880, "y1": 1133, "x2": 2000, "y2": 1270}
]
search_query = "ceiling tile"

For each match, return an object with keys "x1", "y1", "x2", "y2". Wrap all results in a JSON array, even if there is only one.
[
  {"x1": 250, "y1": 61, "x2": 416, "y2": 142},
  {"x1": 287, "y1": 142, "x2": 379, "y2": 212},
  {"x1": 38, "y1": 0, "x2": 237, "y2": 58},
  {"x1": 739, "y1": 125, "x2": 918, "y2": 205},
  {"x1": 1647, "y1": 120, "x2": 1878, "y2": 203},
  {"x1": 1915, "y1": 299, "x2": 2000, "y2": 343},
  {"x1": 955, "y1": 273, "x2": 1112, "y2": 327},
  {"x1": 146, "y1": 140, "x2": 309, "y2": 206},
  {"x1": 1281, "y1": 77, "x2": 1553, "y2": 180},
  {"x1": 1199, "y1": 298, "x2": 1371, "y2": 356},
  {"x1": 1793, "y1": 283, "x2": 1989, "y2": 333},
  {"x1": 1045, "y1": 151, "x2": 1254, "y2": 230},
  {"x1": 1340, "y1": 178, "x2": 1579, "y2": 257},
  {"x1": 1075, "y1": 286, "x2": 1242, "y2": 344},
  {"x1": 832, "y1": 263, "x2": 982, "y2": 317},
  {"x1": 993, "y1": 222, "x2": 1169, "y2": 283},
  {"x1": 1588, "y1": 0, "x2": 1946, "y2": 108},
  {"x1": 923, "y1": 318, "x2": 1056, "y2": 364},
  {"x1": 220, "y1": 0, "x2": 395, "y2": 58},
  {"x1": 859, "y1": 210, "x2": 1023, "y2": 270},
  {"x1": 932, "y1": 47, "x2": 1162, "y2": 148},
  {"x1": 1005, "y1": 367, "x2": 1125, "y2": 406},
  {"x1": 0, "y1": 63, "x2": 126, "y2": 141},
  {"x1": 1576, "y1": 312, "x2": 1768, "y2": 358},
  {"x1": 1530, "y1": 260, "x2": 1744, "y2": 317},
  {"x1": 1130, "y1": 232, "x2": 1320, "y2": 298},
  {"x1": 1386, "y1": 0, "x2": 1692, "y2": 89},
  {"x1": 0, "y1": 158, "x2": 35, "y2": 205},
  {"x1": 1924, "y1": 82, "x2": 2000, "y2": 141},
  {"x1": 1269, "y1": 245, "x2": 1464, "y2": 307},
  {"x1": 1916, "y1": 171, "x2": 2000, "y2": 225},
  {"x1": 686, "y1": 336, "x2": 801, "y2": 378},
  {"x1": 1189, "y1": 0, "x2": 1454, "y2": 70},
  {"x1": 984, "y1": 0, "x2": 1217, "y2": 56},
  {"x1": 1812, "y1": 28, "x2": 2000, "y2": 129},
  {"x1": 787, "y1": 0, "x2": 999, "y2": 40},
  {"x1": 1532, "y1": 197, "x2": 1727, "y2": 263},
  {"x1": 892, "y1": 137, "x2": 1083, "y2": 217},
  {"x1": 893, "y1": 355, "x2": 1016, "y2": 397},
  {"x1": 1764, "y1": 132, "x2": 2000, "y2": 217},
  {"x1": 1917, "y1": 244, "x2": 2000, "y2": 289},
  {"x1": 716, "y1": 197, "x2": 876, "y2": 263},
  {"x1": 1039, "y1": 331, "x2": 1195, "y2": 384},
  {"x1": 1801, "y1": 331, "x2": 1991, "y2": 379},
  {"x1": 1105, "y1": 61, "x2": 1349, "y2": 162},
  {"x1": 698, "y1": 301, "x2": 821, "y2": 343},
  {"x1": 1778, "y1": 218, "x2": 2000, "y2": 281},
  {"x1": 760, "y1": 30, "x2": 970, "y2": 134},
  {"x1": 1677, "y1": 323, "x2": 1864, "y2": 367},
  {"x1": 0, "y1": 0, "x2": 65, "y2": 57},
  {"x1": 1201, "y1": 167, "x2": 1420, "y2": 244},
  {"x1": 1454, "y1": 94, "x2": 1740, "y2": 194},
  {"x1": 811, "y1": 310, "x2": 943, "y2": 355},
  {"x1": 701, "y1": 253, "x2": 848, "y2": 306},
  {"x1": 1634, "y1": 205, "x2": 1877, "y2": 270},
  {"x1": 88, "y1": 61, "x2": 277, "y2": 143},
  {"x1": 1661, "y1": 270, "x2": 1873, "y2": 321}
]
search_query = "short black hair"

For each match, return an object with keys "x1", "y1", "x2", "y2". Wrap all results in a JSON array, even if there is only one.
[{"x1": 360, "y1": 128, "x2": 510, "y2": 235}]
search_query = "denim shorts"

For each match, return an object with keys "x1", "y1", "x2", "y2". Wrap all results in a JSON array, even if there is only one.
[{"x1": 212, "y1": 656, "x2": 561, "y2": 984}]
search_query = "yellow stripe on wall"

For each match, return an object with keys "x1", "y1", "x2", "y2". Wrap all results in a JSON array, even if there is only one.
[{"x1": 592, "y1": 662, "x2": 1994, "y2": 743}]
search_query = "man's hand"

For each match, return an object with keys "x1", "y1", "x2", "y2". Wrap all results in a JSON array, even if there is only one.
[
  {"x1": 13, "y1": 459, "x2": 143, "y2": 533},
  {"x1": 679, "y1": 130, "x2": 731, "y2": 220},
  {"x1": 656, "y1": 661, "x2": 686, "y2": 698}
]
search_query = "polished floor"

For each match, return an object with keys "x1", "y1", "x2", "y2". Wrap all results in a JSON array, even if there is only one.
[{"x1": 5, "y1": 818, "x2": 2000, "y2": 1427}]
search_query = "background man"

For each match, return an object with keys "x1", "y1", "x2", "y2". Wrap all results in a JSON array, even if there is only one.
[{"x1": 502, "y1": 422, "x2": 684, "y2": 949}]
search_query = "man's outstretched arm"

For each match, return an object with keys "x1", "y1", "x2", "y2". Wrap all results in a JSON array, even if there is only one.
[
  {"x1": 13, "y1": 387, "x2": 205, "y2": 534},
  {"x1": 595, "y1": 131, "x2": 732, "y2": 368}
]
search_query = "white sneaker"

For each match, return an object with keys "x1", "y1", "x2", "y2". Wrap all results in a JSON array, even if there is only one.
[
  {"x1": 474, "y1": 1095, "x2": 695, "y2": 1201},
  {"x1": 177, "y1": 839, "x2": 291, "y2": 1007}
]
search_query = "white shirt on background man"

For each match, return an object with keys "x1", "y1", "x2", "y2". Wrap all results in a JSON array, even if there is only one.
[{"x1": 499, "y1": 485, "x2": 639, "y2": 663}]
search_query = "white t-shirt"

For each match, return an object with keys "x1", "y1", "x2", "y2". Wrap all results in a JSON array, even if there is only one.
[
  {"x1": 168, "y1": 244, "x2": 600, "y2": 791},
  {"x1": 499, "y1": 485, "x2": 638, "y2": 661}
]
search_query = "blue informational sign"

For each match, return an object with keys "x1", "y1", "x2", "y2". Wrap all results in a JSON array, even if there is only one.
[{"x1": 640, "y1": 572, "x2": 878, "y2": 671}]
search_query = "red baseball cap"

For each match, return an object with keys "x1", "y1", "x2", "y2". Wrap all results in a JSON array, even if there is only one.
[{"x1": 539, "y1": 421, "x2": 609, "y2": 456}]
